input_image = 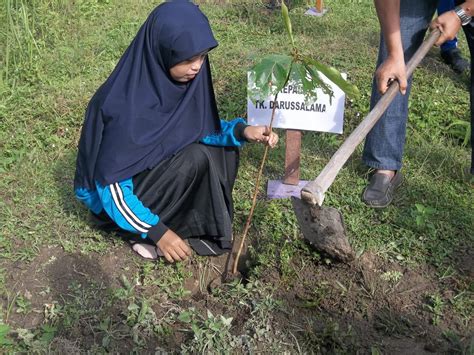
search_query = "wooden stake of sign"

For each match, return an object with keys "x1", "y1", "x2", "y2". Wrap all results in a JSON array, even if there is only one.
[
  {"x1": 316, "y1": 0, "x2": 323, "y2": 12},
  {"x1": 304, "y1": 0, "x2": 326, "y2": 17},
  {"x1": 283, "y1": 130, "x2": 301, "y2": 185}
]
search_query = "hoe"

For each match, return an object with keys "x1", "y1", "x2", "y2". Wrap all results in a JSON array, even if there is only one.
[{"x1": 292, "y1": 29, "x2": 442, "y2": 263}]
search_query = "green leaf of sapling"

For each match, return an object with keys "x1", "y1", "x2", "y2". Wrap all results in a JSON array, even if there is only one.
[
  {"x1": 248, "y1": 54, "x2": 292, "y2": 102},
  {"x1": 305, "y1": 63, "x2": 335, "y2": 103},
  {"x1": 303, "y1": 56, "x2": 360, "y2": 99},
  {"x1": 289, "y1": 62, "x2": 333, "y2": 104},
  {"x1": 281, "y1": 2, "x2": 295, "y2": 47},
  {"x1": 291, "y1": 63, "x2": 314, "y2": 99}
]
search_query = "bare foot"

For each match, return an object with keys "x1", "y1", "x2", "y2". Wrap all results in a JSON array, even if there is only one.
[{"x1": 375, "y1": 169, "x2": 395, "y2": 179}]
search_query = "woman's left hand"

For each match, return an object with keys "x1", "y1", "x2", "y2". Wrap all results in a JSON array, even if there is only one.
[{"x1": 244, "y1": 125, "x2": 279, "y2": 148}]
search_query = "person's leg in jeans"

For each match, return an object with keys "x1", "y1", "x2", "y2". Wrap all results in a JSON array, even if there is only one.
[
  {"x1": 438, "y1": 0, "x2": 470, "y2": 73},
  {"x1": 362, "y1": 0, "x2": 438, "y2": 207},
  {"x1": 458, "y1": 14, "x2": 474, "y2": 174}
]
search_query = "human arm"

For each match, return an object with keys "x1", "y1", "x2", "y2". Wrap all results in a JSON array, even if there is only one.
[
  {"x1": 200, "y1": 118, "x2": 248, "y2": 146},
  {"x1": 462, "y1": 0, "x2": 474, "y2": 16},
  {"x1": 200, "y1": 118, "x2": 278, "y2": 148},
  {"x1": 373, "y1": 0, "x2": 407, "y2": 95},
  {"x1": 431, "y1": 1, "x2": 474, "y2": 46},
  {"x1": 94, "y1": 180, "x2": 191, "y2": 262}
]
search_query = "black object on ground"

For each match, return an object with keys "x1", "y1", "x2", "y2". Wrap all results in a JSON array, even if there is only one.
[{"x1": 441, "y1": 47, "x2": 470, "y2": 74}]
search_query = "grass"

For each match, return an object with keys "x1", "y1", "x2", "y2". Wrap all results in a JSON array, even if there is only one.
[{"x1": 0, "y1": 0, "x2": 473, "y2": 353}]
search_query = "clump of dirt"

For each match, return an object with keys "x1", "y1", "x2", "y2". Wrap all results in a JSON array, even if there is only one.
[{"x1": 292, "y1": 197, "x2": 355, "y2": 262}]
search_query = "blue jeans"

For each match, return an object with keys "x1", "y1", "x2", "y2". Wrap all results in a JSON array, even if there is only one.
[
  {"x1": 457, "y1": 0, "x2": 474, "y2": 173},
  {"x1": 438, "y1": 0, "x2": 458, "y2": 52},
  {"x1": 362, "y1": 0, "x2": 438, "y2": 171}
]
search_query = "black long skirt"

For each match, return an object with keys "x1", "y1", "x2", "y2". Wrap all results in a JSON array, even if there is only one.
[{"x1": 93, "y1": 143, "x2": 239, "y2": 256}]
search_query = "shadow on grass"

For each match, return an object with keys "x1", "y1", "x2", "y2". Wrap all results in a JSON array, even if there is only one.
[
  {"x1": 52, "y1": 150, "x2": 81, "y2": 217},
  {"x1": 51, "y1": 149, "x2": 127, "y2": 253},
  {"x1": 44, "y1": 249, "x2": 142, "y2": 353}
]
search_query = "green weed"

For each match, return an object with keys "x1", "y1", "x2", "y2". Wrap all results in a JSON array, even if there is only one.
[
  {"x1": 179, "y1": 308, "x2": 236, "y2": 354},
  {"x1": 15, "y1": 295, "x2": 31, "y2": 314},
  {"x1": 413, "y1": 203, "x2": 436, "y2": 230},
  {"x1": 125, "y1": 298, "x2": 160, "y2": 347},
  {"x1": 380, "y1": 270, "x2": 403, "y2": 284},
  {"x1": 0, "y1": 323, "x2": 13, "y2": 347},
  {"x1": 450, "y1": 290, "x2": 473, "y2": 329},
  {"x1": 96, "y1": 316, "x2": 127, "y2": 350},
  {"x1": 301, "y1": 318, "x2": 359, "y2": 353},
  {"x1": 112, "y1": 274, "x2": 178, "y2": 348},
  {"x1": 425, "y1": 293, "x2": 445, "y2": 326},
  {"x1": 145, "y1": 260, "x2": 192, "y2": 299},
  {"x1": 5, "y1": 325, "x2": 56, "y2": 353}
]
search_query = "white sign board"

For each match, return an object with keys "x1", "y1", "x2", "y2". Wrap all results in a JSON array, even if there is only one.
[{"x1": 247, "y1": 72, "x2": 346, "y2": 134}]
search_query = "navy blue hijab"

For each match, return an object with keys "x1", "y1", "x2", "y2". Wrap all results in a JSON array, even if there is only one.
[{"x1": 74, "y1": 0, "x2": 220, "y2": 190}]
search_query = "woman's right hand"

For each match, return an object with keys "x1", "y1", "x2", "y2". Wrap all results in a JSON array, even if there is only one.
[
  {"x1": 157, "y1": 229, "x2": 192, "y2": 263},
  {"x1": 243, "y1": 125, "x2": 279, "y2": 148}
]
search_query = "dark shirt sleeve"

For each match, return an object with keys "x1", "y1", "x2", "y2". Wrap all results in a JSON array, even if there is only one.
[
  {"x1": 146, "y1": 221, "x2": 169, "y2": 244},
  {"x1": 233, "y1": 121, "x2": 249, "y2": 142}
]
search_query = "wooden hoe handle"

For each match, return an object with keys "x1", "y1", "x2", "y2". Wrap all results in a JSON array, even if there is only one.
[{"x1": 301, "y1": 28, "x2": 441, "y2": 206}]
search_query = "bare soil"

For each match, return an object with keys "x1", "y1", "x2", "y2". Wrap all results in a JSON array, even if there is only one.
[{"x1": 2, "y1": 242, "x2": 472, "y2": 353}]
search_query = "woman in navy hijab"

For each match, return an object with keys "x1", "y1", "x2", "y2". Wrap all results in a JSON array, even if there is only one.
[{"x1": 74, "y1": 1, "x2": 278, "y2": 263}]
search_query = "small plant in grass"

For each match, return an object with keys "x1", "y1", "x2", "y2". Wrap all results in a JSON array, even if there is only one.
[
  {"x1": 413, "y1": 203, "x2": 436, "y2": 230},
  {"x1": 97, "y1": 317, "x2": 127, "y2": 350},
  {"x1": 442, "y1": 330, "x2": 471, "y2": 353},
  {"x1": 179, "y1": 308, "x2": 237, "y2": 354},
  {"x1": 232, "y1": 3, "x2": 359, "y2": 274},
  {"x1": 113, "y1": 275, "x2": 177, "y2": 347},
  {"x1": 450, "y1": 291, "x2": 473, "y2": 329},
  {"x1": 15, "y1": 295, "x2": 32, "y2": 314},
  {"x1": 303, "y1": 318, "x2": 358, "y2": 353},
  {"x1": 10, "y1": 325, "x2": 56, "y2": 353},
  {"x1": 126, "y1": 298, "x2": 160, "y2": 347},
  {"x1": 43, "y1": 302, "x2": 63, "y2": 324},
  {"x1": 446, "y1": 120, "x2": 471, "y2": 147},
  {"x1": 111, "y1": 274, "x2": 136, "y2": 301},
  {"x1": 151, "y1": 261, "x2": 192, "y2": 299},
  {"x1": 380, "y1": 270, "x2": 403, "y2": 284},
  {"x1": 0, "y1": 323, "x2": 13, "y2": 347},
  {"x1": 131, "y1": 261, "x2": 191, "y2": 299},
  {"x1": 425, "y1": 293, "x2": 444, "y2": 326}
]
